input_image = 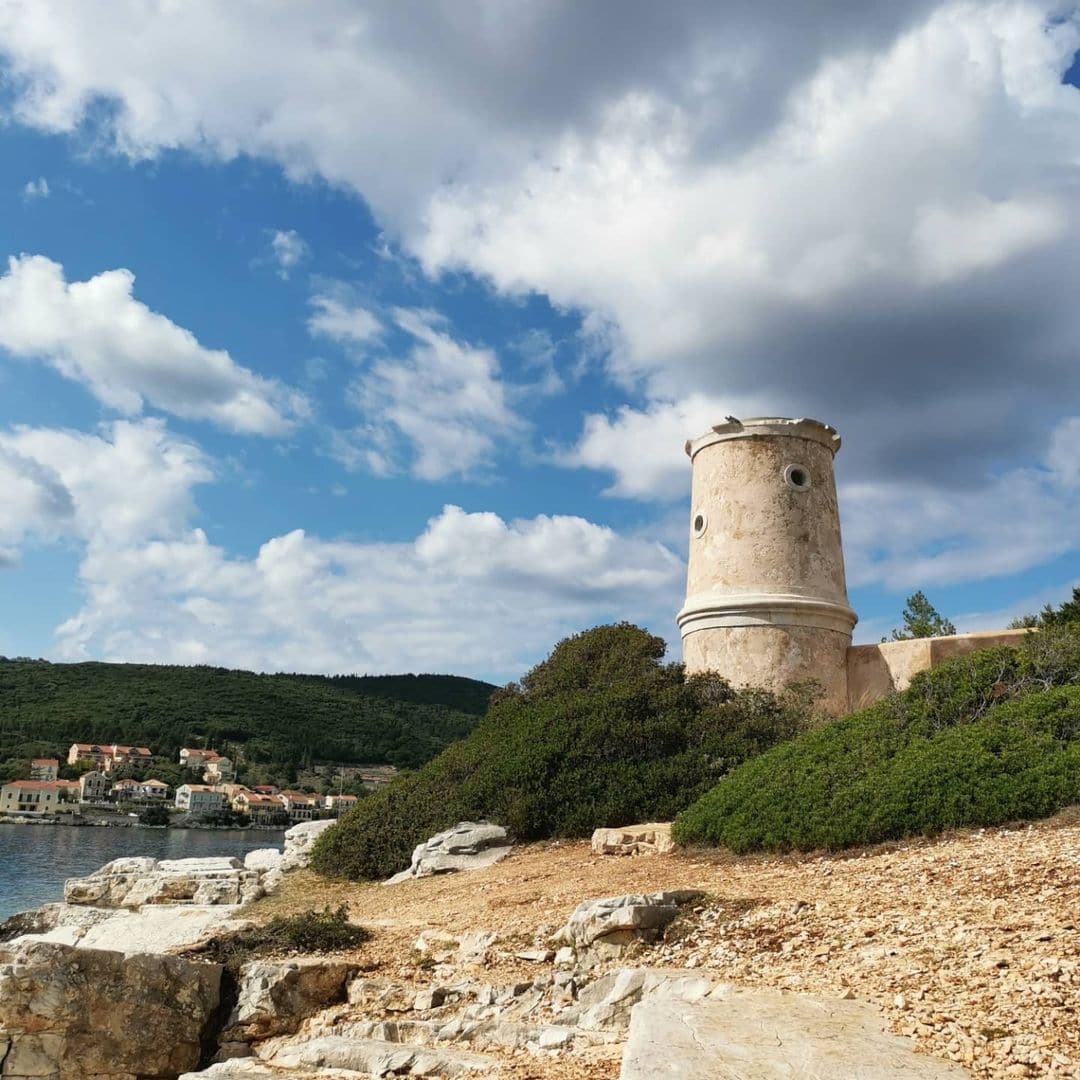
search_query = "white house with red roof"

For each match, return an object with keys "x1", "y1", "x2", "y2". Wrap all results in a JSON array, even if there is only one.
[{"x1": 29, "y1": 758, "x2": 59, "y2": 781}]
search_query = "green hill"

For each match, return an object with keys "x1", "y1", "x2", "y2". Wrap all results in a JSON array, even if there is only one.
[{"x1": 0, "y1": 660, "x2": 497, "y2": 783}]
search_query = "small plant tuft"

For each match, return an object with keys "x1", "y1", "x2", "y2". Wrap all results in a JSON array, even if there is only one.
[{"x1": 187, "y1": 906, "x2": 370, "y2": 972}]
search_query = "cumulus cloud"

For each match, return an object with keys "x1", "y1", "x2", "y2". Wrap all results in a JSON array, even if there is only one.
[
  {"x1": 0, "y1": 419, "x2": 212, "y2": 553},
  {"x1": 337, "y1": 308, "x2": 525, "y2": 480},
  {"x1": 843, "y1": 414, "x2": 1080, "y2": 591},
  {"x1": 0, "y1": 416, "x2": 683, "y2": 679},
  {"x1": 307, "y1": 293, "x2": 383, "y2": 346},
  {"x1": 0, "y1": 444, "x2": 74, "y2": 562},
  {"x1": 21, "y1": 176, "x2": 48, "y2": 199},
  {"x1": 1, "y1": 2, "x2": 1077, "y2": 493},
  {"x1": 0, "y1": 255, "x2": 308, "y2": 434},
  {"x1": 4, "y1": 1, "x2": 1080, "y2": 631},
  {"x1": 54, "y1": 503, "x2": 682, "y2": 680},
  {"x1": 269, "y1": 228, "x2": 308, "y2": 278},
  {"x1": 562, "y1": 393, "x2": 770, "y2": 500}
]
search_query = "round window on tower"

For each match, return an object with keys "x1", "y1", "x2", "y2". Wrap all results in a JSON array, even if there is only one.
[
  {"x1": 692, "y1": 511, "x2": 708, "y2": 537},
  {"x1": 783, "y1": 464, "x2": 812, "y2": 491}
]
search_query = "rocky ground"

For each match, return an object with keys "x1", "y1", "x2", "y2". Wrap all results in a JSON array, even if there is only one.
[
  {"x1": 243, "y1": 812, "x2": 1080, "y2": 1079},
  {"x1": 2, "y1": 815, "x2": 1076, "y2": 1079}
]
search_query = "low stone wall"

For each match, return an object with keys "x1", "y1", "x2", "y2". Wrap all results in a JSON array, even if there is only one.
[{"x1": 846, "y1": 628, "x2": 1031, "y2": 710}]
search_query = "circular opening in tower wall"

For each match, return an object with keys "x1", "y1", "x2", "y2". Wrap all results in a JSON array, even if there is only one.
[
  {"x1": 783, "y1": 464, "x2": 811, "y2": 490},
  {"x1": 692, "y1": 512, "x2": 707, "y2": 536}
]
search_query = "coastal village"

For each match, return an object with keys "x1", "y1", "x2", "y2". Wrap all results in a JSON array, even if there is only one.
[{"x1": 0, "y1": 741, "x2": 388, "y2": 825}]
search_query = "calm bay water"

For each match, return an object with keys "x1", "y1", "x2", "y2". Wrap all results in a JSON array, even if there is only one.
[{"x1": 0, "y1": 824, "x2": 284, "y2": 921}]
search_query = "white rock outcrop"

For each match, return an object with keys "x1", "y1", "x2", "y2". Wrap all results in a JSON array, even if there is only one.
[
  {"x1": 223, "y1": 958, "x2": 356, "y2": 1042},
  {"x1": 386, "y1": 821, "x2": 512, "y2": 884},
  {"x1": 261, "y1": 1034, "x2": 500, "y2": 1076},
  {"x1": 554, "y1": 890, "x2": 703, "y2": 955},
  {"x1": 591, "y1": 822, "x2": 675, "y2": 856},
  {"x1": 0, "y1": 938, "x2": 222, "y2": 1079},
  {"x1": 64, "y1": 855, "x2": 264, "y2": 908},
  {"x1": 243, "y1": 848, "x2": 283, "y2": 873},
  {"x1": 280, "y1": 818, "x2": 337, "y2": 871}
]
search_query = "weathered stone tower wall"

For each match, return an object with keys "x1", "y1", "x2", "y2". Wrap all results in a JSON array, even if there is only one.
[{"x1": 677, "y1": 417, "x2": 857, "y2": 712}]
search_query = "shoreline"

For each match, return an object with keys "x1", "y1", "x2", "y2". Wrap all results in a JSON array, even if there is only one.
[{"x1": 0, "y1": 814, "x2": 287, "y2": 831}]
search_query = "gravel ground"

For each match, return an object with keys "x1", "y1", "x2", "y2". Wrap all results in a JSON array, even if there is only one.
[{"x1": 248, "y1": 811, "x2": 1079, "y2": 1079}]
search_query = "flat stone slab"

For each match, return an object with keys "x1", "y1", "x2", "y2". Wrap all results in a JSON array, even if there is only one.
[
  {"x1": 620, "y1": 985, "x2": 970, "y2": 1079},
  {"x1": 264, "y1": 1034, "x2": 500, "y2": 1076},
  {"x1": 8, "y1": 903, "x2": 246, "y2": 955},
  {"x1": 180, "y1": 1062, "x2": 363, "y2": 1079}
]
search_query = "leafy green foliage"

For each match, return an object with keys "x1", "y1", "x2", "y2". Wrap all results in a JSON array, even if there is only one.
[
  {"x1": 138, "y1": 803, "x2": 171, "y2": 827},
  {"x1": 1010, "y1": 585, "x2": 1080, "y2": 630},
  {"x1": 674, "y1": 627, "x2": 1080, "y2": 853},
  {"x1": 0, "y1": 660, "x2": 494, "y2": 783},
  {"x1": 282, "y1": 673, "x2": 495, "y2": 716},
  {"x1": 887, "y1": 590, "x2": 957, "y2": 640},
  {"x1": 188, "y1": 906, "x2": 370, "y2": 972},
  {"x1": 311, "y1": 623, "x2": 817, "y2": 880}
]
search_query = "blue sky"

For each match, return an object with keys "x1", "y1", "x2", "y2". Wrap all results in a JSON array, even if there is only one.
[{"x1": 1, "y1": 2, "x2": 1079, "y2": 682}]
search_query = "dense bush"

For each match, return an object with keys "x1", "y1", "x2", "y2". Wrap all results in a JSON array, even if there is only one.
[
  {"x1": 674, "y1": 627, "x2": 1080, "y2": 853},
  {"x1": 312, "y1": 624, "x2": 818, "y2": 880}
]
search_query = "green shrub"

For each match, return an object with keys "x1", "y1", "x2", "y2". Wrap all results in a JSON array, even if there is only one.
[
  {"x1": 189, "y1": 906, "x2": 370, "y2": 971},
  {"x1": 674, "y1": 644, "x2": 1080, "y2": 855},
  {"x1": 312, "y1": 624, "x2": 817, "y2": 880},
  {"x1": 138, "y1": 803, "x2": 170, "y2": 827}
]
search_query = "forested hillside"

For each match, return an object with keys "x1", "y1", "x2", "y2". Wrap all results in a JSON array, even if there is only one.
[{"x1": 0, "y1": 660, "x2": 496, "y2": 782}]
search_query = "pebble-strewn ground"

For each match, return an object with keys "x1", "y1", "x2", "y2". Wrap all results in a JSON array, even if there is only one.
[{"x1": 251, "y1": 812, "x2": 1080, "y2": 1079}]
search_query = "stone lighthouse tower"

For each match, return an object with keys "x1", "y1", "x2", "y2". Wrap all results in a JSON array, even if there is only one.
[{"x1": 677, "y1": 417, "x2": 857, "y2": 712}]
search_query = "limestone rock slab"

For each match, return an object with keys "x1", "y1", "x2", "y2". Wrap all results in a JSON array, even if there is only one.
[
  {"x1": 264, "y1": 1034, "x2": 500, "y2": 1076},
  {"x1": 0, "y1": 939, "x2": 221, "y2": 1078},
  {"x1": 64, "y1": 855, "x2": 262, "y2": 909},
  {"x1": 224, "y1": 958, "x2": 356, "y2": 1041},
  {"x1": 243, "y1": 848, "x2": 283, "y2": 873},
  {"x1": 386, "y1": 821, "x2": 512, "y2": 884},
  {"x1": 619, "y1": 985, "x2": 971, "y2": 1079},
  {"x1": 591, "y1": 822, "x2": 675, "y2": 856},
  {"x1": 554, "y1": 890, "x2": 703, "y2": 953},
  {"x1": 280, "y1": 819, "x2": 336, "y2": 871}
]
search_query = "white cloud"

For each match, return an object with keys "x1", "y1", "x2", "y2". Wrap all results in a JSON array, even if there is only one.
[
  {"x1": 4, "y1": 1, "x2": 1080, "y2": 613},
  {"x1": 339, "y1": 308, "x2": 525, "y2": 481},
  {"x1": 417, "y1": 5, "x2": 1080, "y2": 400},
  {"x1": 2, "y1": 5, "x2": 1078, "y2": 480},
  {"x1": 0, "y1": 419, "x2": 211, "y2": 552},
  {"x1": 0, "y1": 254, "x2": 308, "y2": 434},
  {"x1": 0, "y1": 444, "x2": 73, "y2": 562},
  {"x1": 21, "y1": 176, "x2": 48, "y2": 200},
  {"x1": 54, "y1": 503, "x2": 683, "y2": 681},
  {"x1": 842, "y1": 415, "x2": 1080, "y2": 590},
  {"x1": 0, "y1": 415, "x2": 684, "y2": 679},
  {"x1": 912, "y1": 194, "x2": 1065, "y2": 285},
  {"x1": 269, "y1": 228, "x2": 308, "y2": 278},
  {"x1": 562, "y1": 393, "x2": 770, "y2": 499},
  {"x1": 307, "y1": 294, "x2": 383, "y2": 346}
]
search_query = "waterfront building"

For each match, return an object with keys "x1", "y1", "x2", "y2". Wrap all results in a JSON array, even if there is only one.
[
  {"x1": 174, "y1": 784, "x2": 226, "y2": 814},
  {"x1": 1, "y1": 780, "x2": 78, "y2": 815}
]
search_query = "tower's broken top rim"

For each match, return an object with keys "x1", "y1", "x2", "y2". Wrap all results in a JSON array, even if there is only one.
[{"x1": 685, "y1": 416, "x2": 841, "y2": 459}]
